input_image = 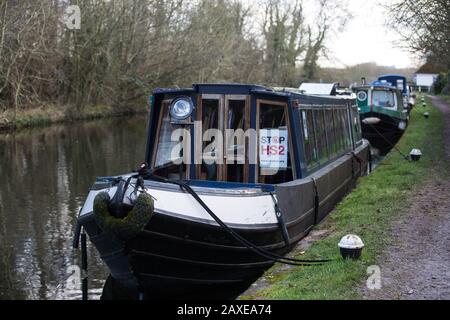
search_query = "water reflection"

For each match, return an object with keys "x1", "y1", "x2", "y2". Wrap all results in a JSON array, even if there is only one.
[{"x1": 0, "y1": 115, "x2": 148, "y2": 300}]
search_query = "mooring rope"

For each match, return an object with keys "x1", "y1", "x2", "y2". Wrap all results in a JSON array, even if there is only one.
[
  {"x1": 148, "y1": 173, "x2": 331, "y2": 266},
  {"x1": 365, "y1": 121, "x2": 410, "y2": 161}
]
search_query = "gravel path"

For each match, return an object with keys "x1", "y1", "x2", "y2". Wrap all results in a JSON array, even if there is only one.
[{"x1": 362, "y1": 96, "x2": 450, "y2": 300}]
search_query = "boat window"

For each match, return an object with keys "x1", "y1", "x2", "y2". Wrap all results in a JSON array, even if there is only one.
[
  {"x1": 225, "y1": 99, "x2": 246, "y2": 183},
  {"x1": 325, "y1": 109, "x2": 338, "y2": 156},
  {"x1": 340, "y1": 109, "x2": 352, "y2": 150},
  {"x1": 153, "y1": 101, "x2": 188, "y2": 179},
  {"x1": 332, "y1": 109, "x2": 342, "y2": 153},
  {"x1": 302, "y1": 107, "x2": 352, "y2": 170},
  {"x1": 332, "y1": 108, "x2": 351, "y2": 155},
  {"x1": 258, "y1": 101, "x2": 293, "y2": 184},
  {"x1": 199, "y1": 98, "x2": 220, "y2": 181},
  {"x1": 313, "y1": 109, "x2": 329, "y2": 164},
  {"x1": 351, "y1": 106, "x2": 363, "y2": 144},
  {"x1": 372, "y1": 90, "x2": 396, "y2": 109},
  {"x1": 300, "y1": 109, "x2": 319, "y2": 169}
]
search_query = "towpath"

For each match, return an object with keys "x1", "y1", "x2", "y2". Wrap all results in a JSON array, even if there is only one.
[{"x1": 362, "y1": 96, "x2": 450, "y2": 300}]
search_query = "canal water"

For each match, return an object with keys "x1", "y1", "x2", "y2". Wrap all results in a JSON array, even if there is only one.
[
  {"x1": 0, "y1": 115, "x2": 148, "y2": 300},
  {"x1": 0, "y1": 115, "x2": 388, "y2": 300}
]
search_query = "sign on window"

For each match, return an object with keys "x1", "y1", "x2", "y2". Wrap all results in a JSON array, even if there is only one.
[{"x1": 259, "y1": 129, "x2": 288, "y2": 170}]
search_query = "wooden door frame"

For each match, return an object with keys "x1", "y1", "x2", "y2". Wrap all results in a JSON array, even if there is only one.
[
  {"x1": 151, "y1": 98, "x2": 190, "y2": 180},
  {"x1": 196, "y1": 94, "x2": 224, "y2": 181},
  {"x1": 151, "y1": 99, "x2": 172, "y2": 169},
  {"x1": 256, "y1": 99, "x2": 295, "y2": 183},
  {"x1": 224, "y1": 95, "x2": 250, "y2": 183}
]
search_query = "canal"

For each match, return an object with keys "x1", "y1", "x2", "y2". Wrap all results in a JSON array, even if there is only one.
[
  {"x1": 0, "y1": 115, "x2": 388, "y2": 300},
  {"x1": 0, "y1": 115, "x2": 148, "y2": 300}
]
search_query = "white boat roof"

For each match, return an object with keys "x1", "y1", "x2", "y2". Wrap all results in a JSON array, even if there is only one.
[{"x1": 299, "y1": 83, "x2": 337, "y2": 95}]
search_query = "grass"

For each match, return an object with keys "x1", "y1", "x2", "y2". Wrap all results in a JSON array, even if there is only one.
[
  {"x1": 440, "y1": 95, "x2": 450, "y2": 103},
  {"x1": 0, "y1": 103, "x2": 147, "y2": 132},
  {"x1": 241, "y1": 95, "x2": 448, "y2": 300}
]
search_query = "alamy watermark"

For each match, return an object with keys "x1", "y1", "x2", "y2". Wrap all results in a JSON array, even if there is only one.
[
  {"x1": 366, "y1": 265, "x2": 382, "y2": 290},
  {"x1": 160, "y1": 124, "x2": 289, "y2": 175},
  {"x1": 65, "y1": 265, "x2": 82, "y2": 290},
  {"x1": 61, "y1": 5, "x2": 81, "y2": 30}
]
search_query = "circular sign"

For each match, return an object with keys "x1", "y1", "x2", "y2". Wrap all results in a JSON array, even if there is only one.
[{"x1": 357, "y1": 91, "x2": 367, "y2": 102}]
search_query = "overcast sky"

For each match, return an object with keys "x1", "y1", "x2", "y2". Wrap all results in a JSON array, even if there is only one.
[{"x1": 317, "y1": 0, "x2": 418, "y2": 69}]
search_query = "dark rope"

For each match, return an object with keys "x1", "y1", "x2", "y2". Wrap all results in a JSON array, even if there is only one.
[
  {"x1": 147, "y1": 173, "x2": 331, "y2": 266},
  {"x1": 365, "y1": 121, "x2": 410, "y2": 161}
]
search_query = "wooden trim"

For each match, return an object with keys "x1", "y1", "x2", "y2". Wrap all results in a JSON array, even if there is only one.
[
  {"x1": 245, "y1": 95, "x2": 251, "y2": 183},
  {"x1": 152, "y1": 98, "x2": 191, "y2": 179},
  {"x1": 151, "y1": 99, "x2": 172, "y2": 169},
  {"x1": 286, "y1": 105, "x2": 297, "y2": 180},
  {"x1": 196, "y1": 95, "x2": 224, "y2": 180},
  {"x1": 257, "y1": 99, "x2": 287, "y2": 107},
  {"x1": 202, "y1": 94, "x2": 222, "y2": 100},
  {"x1": 256, "y1": 99, "x2": 293, "y2": 183},
  {"x1": 217, "y1": 96, "x2": 224, "y2": 181},
  {"x1": 223, "y1": 95, "x2": 249, "y2": 183},
  {"x1": 195, "y1": 95, "x2": 203, "y2": 179}
]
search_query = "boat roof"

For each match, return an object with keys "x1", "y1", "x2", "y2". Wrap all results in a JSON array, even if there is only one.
[
  {"x1": 354, "y1": 81, "x2": 397, "y2": 91},
  {"x1": 151, "y1": 83, "x2": 352, "y2": 103},
  {"x1": 378, "y1": 74, "x2": 407, "y2": 80},
  {"x1": 298, "y1": 83, "x2": 338, "y2": 95}
]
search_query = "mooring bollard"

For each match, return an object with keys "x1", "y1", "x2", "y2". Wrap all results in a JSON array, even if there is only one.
[
  {"x1": 410, "y1": 149, "x2": 422, "y2": 161},
  {"x1": 424, "y1": 112, "x2": 429, "y2": 119},
  {"x1": 338, "y1": 235, "x2": 364, "y2": 260}
]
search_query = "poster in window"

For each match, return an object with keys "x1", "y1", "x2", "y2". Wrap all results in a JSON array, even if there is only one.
[{"x1": 259, "y1": 129, "x2": 288, "y2": 170}]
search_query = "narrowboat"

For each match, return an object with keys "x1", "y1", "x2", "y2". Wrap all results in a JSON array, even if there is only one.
[
  {"x1": 354, "y1": 81, "x2": 409, "y2": 154},
  {"x1": 75, "y1": 83, "x2": 370, "y2": 299},
  {"x1": 378, "y1": 74, "x2": 415, "y2": 109}
]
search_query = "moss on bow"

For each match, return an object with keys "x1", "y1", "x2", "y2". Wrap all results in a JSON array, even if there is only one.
[{"x1": 93, "y1": 192, "x2": 154, "y2": 241}]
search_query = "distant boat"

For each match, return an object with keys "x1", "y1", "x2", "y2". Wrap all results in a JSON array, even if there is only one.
[
  {"x1": 353, "y1": 81, "x2": 409, "y2": 154},
  {"x1": 76, "y1": 83, "x2": 370, "y2": 299},
  {"x1": 298, "y1": 83, "x2": 339, "y2": 96},
  {"x1": 378, "y1": 74, "x2": 415, "y2": 109}
]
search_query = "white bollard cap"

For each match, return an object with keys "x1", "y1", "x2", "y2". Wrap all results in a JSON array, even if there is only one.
[{"x1": 338, "y1": 234, "x2": 364, "y2": 249}]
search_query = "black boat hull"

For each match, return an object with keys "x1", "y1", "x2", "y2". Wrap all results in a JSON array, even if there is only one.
[
  {"x1": 360, "y1": 112, "x2": 406, "y2": 154},
  {"x1": 79, "y1": 142, "x2": 370, "y2": 299}
]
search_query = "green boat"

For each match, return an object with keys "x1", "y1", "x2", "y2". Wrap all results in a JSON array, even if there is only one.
[{"x1": 354, "y1": 81, "x2": 409, "y2": 154}]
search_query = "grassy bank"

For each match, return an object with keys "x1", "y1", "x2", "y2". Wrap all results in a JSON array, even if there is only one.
[
  {"x1": 0, "y1": 104, "x2": 148, "y2": 132},
  {"x1": 241, "y1": 96, "x2": 448, "y2": 300},
  {"x1": 441, "y1": 95, "x2": 450, "y2": 103}
]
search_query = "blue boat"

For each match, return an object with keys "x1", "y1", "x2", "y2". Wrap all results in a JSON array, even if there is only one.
[{"x1": 378, "y1": 74, "x2": 415, "y2": 109}]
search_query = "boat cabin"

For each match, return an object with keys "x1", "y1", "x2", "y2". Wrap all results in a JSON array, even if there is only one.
[
  {"x1": 378, "y1": 74, "x2": 409, "y2": 97},
  {"x1": 354, "y1": 81, "x2": 409, "y2": 117},
  {"x1": 146, "y1": 84, "x2": 363, "y2": 186}
]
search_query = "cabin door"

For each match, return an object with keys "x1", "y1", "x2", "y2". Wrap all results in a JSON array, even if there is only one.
[
  {"x1": 256, "y1": 100, "x2": 294, "y2": 184},
  {"x1": 196, "y1": 94, "x2": 250, "y2": 183}
]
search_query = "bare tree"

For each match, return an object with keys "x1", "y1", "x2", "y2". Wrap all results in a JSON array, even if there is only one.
[
  {"x1": 261, "y1": 0, "x2": 306, "y2": 86},
  {"x1": 0, "y1": 0, "x2": 353, "y2": 115},
  {"x1": 302, "y1": 0, "x2": 351, "y2": 81},
  {"x1": 385, "y1": 0, "x2": 450, "y2": 69}
]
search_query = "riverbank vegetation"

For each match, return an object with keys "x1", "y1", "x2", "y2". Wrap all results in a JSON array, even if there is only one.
[
  {"x1": 386, "y1": 0, "x2": 450, "y2": 94},
  {"x1": 0, "y1": 0, "x2": 349, "y2": 128},
  {"x1": 240, "y1": 96, "x2": 448, "y2": 299},
  {"x1": 0, "y1": 104, "x2": 147, "y2": 132},
  {"x1": 1, "y1": 0, "x2": 448, "y2": 131}
]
